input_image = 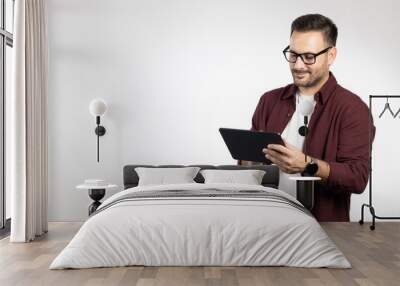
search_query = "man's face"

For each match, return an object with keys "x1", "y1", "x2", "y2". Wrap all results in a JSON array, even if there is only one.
[{"x1": 288, "y1": 30, "x2": 336, "y2": 89}]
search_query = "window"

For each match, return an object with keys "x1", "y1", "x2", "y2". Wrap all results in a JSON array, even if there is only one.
[{"x1": 0, "y1": 0, "x2": 14, "y2": 233}]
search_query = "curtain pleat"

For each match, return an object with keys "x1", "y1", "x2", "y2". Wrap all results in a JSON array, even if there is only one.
[{"x1": 10, "y1": 0, "x2": 48, "y2": 243}]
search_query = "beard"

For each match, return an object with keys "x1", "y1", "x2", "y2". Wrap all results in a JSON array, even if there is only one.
[{"x1": 291, "y1": 68, "x2": 326, "y2": 88}]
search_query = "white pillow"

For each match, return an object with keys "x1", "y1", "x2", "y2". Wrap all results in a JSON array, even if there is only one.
[
  {"x1": 135, "y1": 167, "x2": 201, "y2": 186},
  {"x1": 200, "y1": 169, "x2": 266, "y2": 185}
]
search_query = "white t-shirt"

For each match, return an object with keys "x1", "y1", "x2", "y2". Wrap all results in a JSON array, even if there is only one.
[{"x1": 278, "y1": 92, "x2": 316, "y2": 198}]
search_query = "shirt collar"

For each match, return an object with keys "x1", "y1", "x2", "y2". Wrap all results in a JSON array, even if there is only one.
[{"x1": 281, "y1": 71, "x2": 337, "y2": 105}]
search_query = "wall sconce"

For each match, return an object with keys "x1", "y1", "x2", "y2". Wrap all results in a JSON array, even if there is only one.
[{"x1": 89, "y1": 99, "x2": 107, "y2": 162}]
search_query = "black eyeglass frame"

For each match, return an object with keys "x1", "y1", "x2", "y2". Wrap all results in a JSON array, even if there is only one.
[{"x1": 282, "y1": 45, "x2": 333, "y2": 65}]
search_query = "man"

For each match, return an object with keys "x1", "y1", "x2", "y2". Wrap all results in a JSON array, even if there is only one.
[{"x1": 249, "y1": 14, "x2": 375, "y2": 221}]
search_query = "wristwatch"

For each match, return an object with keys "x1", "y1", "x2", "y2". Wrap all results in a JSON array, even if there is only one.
[{"x1": 303, "y1": 158, "x2": 319, "y2": 176}]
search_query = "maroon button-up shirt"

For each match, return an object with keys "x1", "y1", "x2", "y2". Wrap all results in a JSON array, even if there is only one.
[{"x1": 251, "y1": 72, "x2": 376, "y2": 221}]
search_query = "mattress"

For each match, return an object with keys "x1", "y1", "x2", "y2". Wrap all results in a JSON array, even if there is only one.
[{"x1": 50, "y1": 183, "x2": 351, "y2": 269}]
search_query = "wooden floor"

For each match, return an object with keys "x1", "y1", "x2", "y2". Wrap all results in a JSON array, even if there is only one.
[{"x1": 0, "y1": 222, "x2": 399, "y2": 286}]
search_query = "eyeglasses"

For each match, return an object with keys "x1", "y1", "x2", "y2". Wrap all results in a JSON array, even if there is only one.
[{"x1": 283, "y1": 46, "x2": 332, "y2": 65}]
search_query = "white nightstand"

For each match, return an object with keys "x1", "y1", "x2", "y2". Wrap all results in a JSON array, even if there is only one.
[
  {"x1": 76, "y1": 180, "x2": 118, "y2": 215},
  {"x1": 289, "y1": 176, "x2": 321, "y2": 210}
]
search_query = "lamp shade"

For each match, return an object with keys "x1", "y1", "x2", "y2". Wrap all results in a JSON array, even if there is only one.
[{"x1": 89, "y1": 99, "x2": 107, "y2": 117}]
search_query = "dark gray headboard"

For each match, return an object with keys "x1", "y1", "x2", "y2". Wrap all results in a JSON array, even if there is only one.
[{"x1": 123, "y1": 164, "x2": 280, "y2": 189}]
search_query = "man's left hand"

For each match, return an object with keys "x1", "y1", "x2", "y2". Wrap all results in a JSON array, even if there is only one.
[{"x1": 263, "y1": 139, "x2": 309, "y2": 174}]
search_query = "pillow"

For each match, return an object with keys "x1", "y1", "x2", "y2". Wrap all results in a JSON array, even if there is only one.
[
  {"x1": 200, "y1": 169, "x2": 266, "y2": 185},
  {"x1": 135, "y1": 167, "x2": 201, "y2": 186}
]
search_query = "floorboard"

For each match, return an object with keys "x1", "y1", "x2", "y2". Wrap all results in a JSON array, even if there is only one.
[{"x1": 0, "y1": 222, "x2": 399, "y2": 286}]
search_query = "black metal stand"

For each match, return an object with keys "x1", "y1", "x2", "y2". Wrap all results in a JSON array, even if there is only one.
[
  {"x1": 359, "y1": 95, "x2": 400, "y2": 230},
  {"x1": 94, "y1": 116, "x2": 106, "y2": 163},
  {"x1": 296, "y1": 180, "x2": 315, "y2": 211},
  {"x1": 88, "y1": 188, "x2": 105, "y2": 215}
]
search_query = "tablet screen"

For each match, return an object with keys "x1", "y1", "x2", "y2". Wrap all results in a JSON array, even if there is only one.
[{"x1": 219, "y1": 128, "x2": 284, "y2": 164}]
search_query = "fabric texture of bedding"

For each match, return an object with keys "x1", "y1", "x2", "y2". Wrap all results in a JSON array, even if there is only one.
[
  {"x1": 200, "y1": 169, "x2": 266, "y2": 185},
  {"x1": 50, "y1": 183, "x2": 351, "y2": 269}
]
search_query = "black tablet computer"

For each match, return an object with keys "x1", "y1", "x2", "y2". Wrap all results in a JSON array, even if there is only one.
[{"x1": 219, "y1": 128, "x2": 285, "y2": 164}]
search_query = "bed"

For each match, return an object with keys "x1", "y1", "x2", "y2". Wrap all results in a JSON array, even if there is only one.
[{"x1": 50, "y1": 164, "x2": 351, "y2": 269}]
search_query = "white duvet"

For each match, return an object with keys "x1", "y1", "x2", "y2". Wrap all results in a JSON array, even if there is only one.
[{"x1": 50, "y1": 183, "x2": 351, "y2": 269}]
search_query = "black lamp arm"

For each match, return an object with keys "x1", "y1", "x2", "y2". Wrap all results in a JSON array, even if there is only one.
[{"x1": 94, "y1": 116, "x2": 106, "y2": 162}]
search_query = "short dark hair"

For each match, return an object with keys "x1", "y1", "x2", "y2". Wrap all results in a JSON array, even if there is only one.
[{"x1": 291, "y1": 14, "x2": 338, "y2": 47}]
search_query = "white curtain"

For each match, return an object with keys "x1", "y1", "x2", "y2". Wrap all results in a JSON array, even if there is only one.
[{"x1": 10, "y1": 0, "x2": 48, "y2": 242}]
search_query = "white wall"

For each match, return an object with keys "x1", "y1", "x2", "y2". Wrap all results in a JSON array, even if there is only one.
[{"x1": 47, "y1": 0, "x2": 400, "y2": 221}]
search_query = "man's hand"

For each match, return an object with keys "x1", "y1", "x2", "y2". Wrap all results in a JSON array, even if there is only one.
[{"x1": 262, "y1": 139, "x2": 309, "y2": 174}]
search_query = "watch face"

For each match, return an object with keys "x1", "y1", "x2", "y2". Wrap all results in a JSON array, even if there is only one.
[{"x1": 306, "y1": 162, "x2": 318, "y2": 175}]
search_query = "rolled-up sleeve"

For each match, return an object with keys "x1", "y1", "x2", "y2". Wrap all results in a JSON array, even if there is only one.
[{"x1": 326, "y1": 102, "x2": 376, "y2": 194}]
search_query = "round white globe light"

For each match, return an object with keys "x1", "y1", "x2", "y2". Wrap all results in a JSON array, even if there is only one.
[{"x1": 89, "y1": 99, "x2": 107, "y2": 116}]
